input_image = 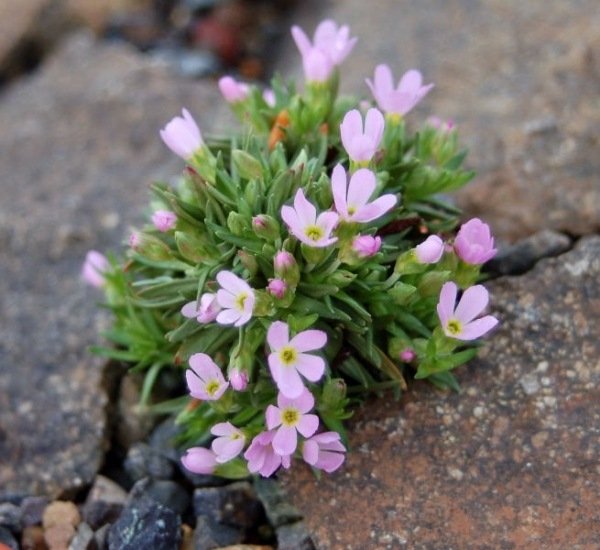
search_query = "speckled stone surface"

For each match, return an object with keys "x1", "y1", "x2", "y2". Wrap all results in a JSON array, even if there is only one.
[
  {"x1": 0, "y1": 32, "x2": 227, "y2": 500},
  {"x1": 278, "y1": 0, "x2": 600, "y2": 242},
  {"x1": 281, "y1": 236, "x2": 600, "y2": 548}
]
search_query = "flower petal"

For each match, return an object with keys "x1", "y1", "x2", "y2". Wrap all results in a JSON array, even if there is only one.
[
  {"x1": 364, "y1": 108, "x2": 385, "y2": 146},
  {"x1": 455, "y1": 284, "x2": 489, "y2": 324},
  {"x1": 275, "y1": 366, "x2": 305, "y2": 399},
  {"x1": 266, "y1": 405, "x2": 282, "y2": 430},
  {"x1": 316, "y1": 450, "x2": 345, "y2": 473},
  {"x1": 295, "y1": 353, "x2": 326, "y2": 383},
  {"x1": 347, "y1": 168, "x2": 376, "y2": 209},
  {"x1": 293, "y1": 388, "x2": 315, "y2": 413},
  {"x1": 293, "y1": 189, "x2": 317, "y2": 226},
  {"x1": 273, "y1": 426, "x2": 297, "y2": 456},
  {"x1": 211, "y1": 422, "x2": 235, "y2": 437},
  {"x1": 217, "y1": 270, "x2": 249, "y2": 294},
  {"x1": 340, "y1": 110, "x2": 363, "y2": 153},
  {"x1": 374, "y1": 64, "x2": 394, "y2": 95},
  {"x1": 188, "y1": 353, "x2": 218, "y2": 381},
  {"x1": 458, "y1": 316, "x2": 499, "y2": 341},
  {"x1": 302, "y1": 439, "x2": 319, "y2": 465},
  {"x1": 297, "y1": 414, "x2": 319, "y2": 438},
  {"x1": 290, "y1": 329, "x2": 327, "y2": 352},
  {"x1": 437, "y1": 282, "x2": 457, "y2": 325},
  {"x1": 181, "y1": 301, "x2": 200, "y2": 318},
  {"x1": 267, "y1": 321, "x2": 290, "y2": 351},
  {"x1": 398, "y1": 69, "x2": 423, "y2": 93},
  {"x1": 331, "y1": 164, "x2": 349, "y2": 217},
  {"x1": 291, "y1": 25, "x2": 312, "y2": 57}
]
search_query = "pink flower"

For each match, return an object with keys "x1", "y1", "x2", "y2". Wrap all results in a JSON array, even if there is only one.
[
  {"x1": 428, "y1": 116, "x2": 455, "y2": 132},
  {"x1": 281, "y1": 189, "x2": 339, "y2": 248},
  {"x1": 267, "y1": 321, "x2": 327, "y2": 398},
  {"x1": 302, "y1": 432, "x2": 346, "y2": 473},
  {"x1": 181, "y1": 447, "x2": 217, "y2": 474},
  {"x1": 160, "y1": 108, "x2": 203, "y2": 160},
  {"x1": 186, "y1": 353, "x2": 229, "y2": 400},
  {"x1": 215, "y1": 271, "x2": 255, "y2": 327},
  {"x1": 267, "y1": 278, "x2": 287, "y2": 299},
  {"x1": 129, "y1": 231, "x2": 141, "y2": 249},
  {"x1": 399, "y1": 348, "x2": 416, "y2": 362},
  {"x1": 415, "y1": 235, "x2": 445, "y2": 264},
  {"x1": 366, "y1": 65, "x2": 434, "y2": 116},
  {"x1": 266, "y1": 389, "x2": 319, "y2": 455},
  {"x1": 210, "y1": 422, "x2": 246, "y2": 463},
  {"x1": 274, "y1": 251, "x2": 295, "y2": 271},
  {"x1": 229, "y1": 368, "x2": 248, "y2": 391},
  {"x1": 82, "y1": 250, "x2": 109, "y2": 288},
  {"x1": 151, "y1": 210, "x2": 177, "y2": 232},
  {"x1": 218, "y1": 76, "x2": 250, "y2": 103},
  {"x1": 263, "y1": 89, "x2": 276, "y2": 107},
  {"x1": 244, "y1": 430, "x2": 291, "y2": 477},
  {"x1": 454, "y1": 218, "x2": 497, "y2": 265},
  {"x1": 437, "y1": 282, "x2": 499, "y2": 341},
  {"x1": 352, "y1": 235, "x2": 382, "y2": 258},
  {"x1": 181, "y1": 293, "x2": 222, "y2": 324},
  {"x1": 331, "y1": 164, "x2": 396, "y2": 223},
  {"x1": 291, "y1": 19, "x2": 357, "y2": 82},
  {"x1": 340, "y1": 108, "x2": 385, "y2": 163}
]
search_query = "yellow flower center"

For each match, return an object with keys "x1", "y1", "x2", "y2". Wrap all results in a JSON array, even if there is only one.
[
  {"x1": 205, "y1": 379, "x2": 221, "y2": 396},
  {"x1": 347, "y1": 206, "x2": 356, "y2": 215},
  {"x1": 235, "y1": 292, "x2": 248, "y2": 311},
  {"x1": 279, "y1": 346, "x2": 297, "y2": 366},
  {"x1": 281, "y1": 407, "x2": 300, "y2": 427},
  {"x1": 304, "y1": 225, "x2": 324, "y2": 242},
  {"x1": 446, "y1": 319, "x2": 462, "y2": 336}
]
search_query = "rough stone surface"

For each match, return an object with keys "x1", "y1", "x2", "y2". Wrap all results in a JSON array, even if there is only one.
[
  {"x1": 68, "y1": 522, "x2": 95, "y2": 550},
  {"x1": 0, "y1": 31, "x2": 227, "y2": 500},
  {"x1": 282, "y1": 236, "x2": 600, "y2": 548},
  {"x1": 253, "y1": 478, "x2": 301, "y2": 529},
  {"x1": 81, "y1": 475, "x2": 128, "y2": 530},
  {"x1": 129, "y1": 478, "x2": 190, "y2": 516},
  {"x1": 192, "y1": 515, "x2": 244, "y2": 550},
  {"x1": 107, "y1": 495, "x2": 182, "y2": 550},
  {"x1": 0, "y1": 526, "x2": 19, "y2": 550},
  {"x1": 20, "y1": 497, "x2": 49, "y2": 527},
  {"x1": 0, "y1": 504, "x2": 21, "y2": 533},
  {"x1": 276, "y1": 522, "x2": 314, "y2": 550},
  {"x1": 124, "y1": 442, "x2": 175, "y2": 482},
  {"x1": 280, "y1": 0, "x2": 600, "y2": 242}
]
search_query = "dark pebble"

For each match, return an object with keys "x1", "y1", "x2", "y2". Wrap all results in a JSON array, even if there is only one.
[
  {"x1": 193, "y1": 514, "x2": 244, "y2": 550},
  {"x1": 20, "y1": 496, "x2": 49, "y2": 527},
  {"x1": 0, "y1": 503, "x2": 21, "y2": 533},
  {"x1": 149, "y1": 417, "x2": 182, "y2": 463},
  {"x1": 129, "y1": 478, "x2": 190, "y2": 515},
  {"x1": 82, "y1": 475, "x2": 128, "y2": 530},
  {"x1": 277, "y1": 521, "x2": 315, "y2": 550},
  {"x1": 254, "y1": 478, "x2": 302, "y2": 528},
  {"x1": 193, "y1": 481, "x2": 264, "y2": 529},
  {"x1": 0, "y1": 525, "x2": 18, "y2": 550},
  {"x1": 107, "y1": 495, "x2": 181, "y2": 550},
  {"x1": 69, "y1": 522, "x2": 95, "y2": 550},
  {"x1": 124, "y1": 442, "x2": 175, "y2": 482}
]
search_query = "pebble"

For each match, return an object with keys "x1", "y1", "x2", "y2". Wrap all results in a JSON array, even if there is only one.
[
  {"x1": 20, "y1": 525, "x2": 45, "y2": 550},
  {"x1": 276, "y1": 521, "x2": 315, "y2": 550},
  {"x1": 193, "y1": 515, "x2": 244, "y2": 550},
  {"x1": 253, "y1": 478, "x2": 302, "y2": 528},
  {"x1": 0, "y1": 526, "x2": 19, "y2": 550},
  {"x1": 0, "y1": 503, "x2": 21, "y2": 533},
  {"x1": 129, "y1": 478, "x2": 190, "y2": 515},
  {"x1": 82, "y1": 475, "x2": 127, "y2": 530},
  {"x1": 68, "y1": 522, "x2": 95, "y2": 550},
  {"x1": 124, "y1": 442, "x2": 175, "y2": 482},
  {"x1": 20, "y1": 497, "x2": 49, "y2": 527}
]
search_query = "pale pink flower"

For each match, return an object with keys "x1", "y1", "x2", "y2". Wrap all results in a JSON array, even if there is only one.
[
  {"x1": 366, "y1": 65, "x2": 434, "y2": 116},
  {"x1": 415, "y1": 235, "x2": 445, "y2": 264},
  {"x1": 229, "y1": 368, "x2": 248, "y2": 391},
  {"x1": 291, "y1": 19, "x2": 357, "y2": 82},
  {"x1": 129, "y1": 231, "x2": 141, "y2": 249},
  {"x1": 331, "y1": 164, "x2": 396, "y2": 223},
  {"x1": 218, "y1": 76, "x2": 250, "y2": 103},
  {"x1": 437, "y1": 282, "x2": 499, "y2": 341},
  {"x1": 181, "y1": 293, "x2": 222, "y2": 324},
  {"x1": 281, "y1": 189, "x2": 339, "y2": 248},
  {"x1": 210, "y1": 422, "x2": 246, "y2": 463},
  {"x1": 352, "y1": 235, "x2": 382, "y2": 258},
  {"x1": 160, "y1": 108, "x2": 203, "y2": 160},
  {"x1": 244, "y1": 430, "x2": 291, "y2": 477},
  {"x1": 428, "y1": 116, "x2": 455, "y2": 132},
  {"x1": 454, "y1": 218, "x2": 497, "y2": 265},
  {"x1": 266, "y1": 389, "x2": 319, "y2": 456},
  {"x1": 267, "y1": 321, "x2": 327, "y2": 398},
  {"x1": 399, "y1": 348, "x2": 416, "y2": 362},
  {"x1": 263, "y1": 89, "x2": 276, "y2": 107},
  {"x1": 267, "y1": 278, "x2": 287, "y2": 299},
  {"x1": 340, "y1": 108, "x2": 385, "y2": 163},
  {"x1": 215, "y1": 271, "x2": 255, "y2": 327},
  {"x1": 82, "y1": 250, "x2": 109, "y2": 288},
  {"x1": 151, "y1": 210, "x2": 177, "y2": 232},
  {"x1": 302, "y1": 432, "x2": 346, "y2": 473},
  {"x1": 186, "y1": 353, "x2": 229, "y2": 400},
  {"x1": 274, "y1": 251, "x2": 295, "y2": 271},
  {"x1": 181, "y1": 447, "x2": 217, "y2": 474}
]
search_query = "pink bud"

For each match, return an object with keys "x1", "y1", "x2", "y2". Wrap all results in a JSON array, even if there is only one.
[
  {"x1": 274, "y1": 251, "x2": 295, "y2": 271},
  {"x1": 263, "y1": 89, "x2": 276, "y2": 107},
  {"x1": 267, "y1": 278, "x2": 287, "y2": 299},
  {"x1": 181, "y1": 447, "x2": 217, "y2": 474},
  {"x1": 415, "y1": 235, "x2": 444, "y2": 264},
  {"x1": 428, "y1": 116, "x2": 455, "y2": 132},
  {"x1": 160, "y1": 108, "x2": 203, "y2": 160},
  {"x1": 129, "y1": 231, "x2": 141, "y2": 250},
  {"x1": 454, "y1": 218, "x2": 497, "y2": 265},
  {"x1": 151, "y1": 210, "x2": 177, "y2": 232},
  {"x1": 229, "y1": 368, "x2": 249, "y2": 392},
  {"x1": 82, "y1": 250, "x2": 109, "y2": 288},
  {"x1": 218, "y1": 76, "x2": 250, "y2": 103},
  {"x1": 352, "y1": 235, "x2": 381, "y2": 258},
  {"x1": 399, "y1": 348, "x2": 416, "y2": 362}
]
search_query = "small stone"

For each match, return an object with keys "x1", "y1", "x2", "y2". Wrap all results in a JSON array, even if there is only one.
[
  {"x1": 107, "y1": 496, "x2": 181, "y2": 550},
  {"x1": 124, "y1": 442, "x2": 175, "y2": 482},
  {"x1": 20, "y1": 525, "x2": 45, "y2": 550},
  {"x1": 45, "y1": 523, "x2": 77, "y2": 550},
  {"x1": 180, "y1": 523, "x2": 194, "y2": 550},
  {"x1": 93, "y1": 524, "x2": 110, "y2": 550},
  {"x1": 43, "y1": 501, "x2": 81, "y2": 530},
  {"x1": 82, "y1": 475, "x2": 127, "y2": 530},
  {"x1": 192, "y1": 515, "x2": 244, "y2": 550},
  {"x1": 68, "y1": 522, "x2": 94, "y2": 550},
  {"x1": 276, "y1": 522, "x2": 315, "y2": 550},
  {"x1": 519, "y1": 373, "x2": 541, "y2": 395},
  {"x1": 193, "y1": 482, "x2": 263, "y2": 529},
  {"x1": 0, "y1": 503, "x2": 21, "y2": 532},
  {"x1": 148, "y1": 417, "x2": 182, "y2": 463},
  {"x1": 0, "y1": 525, "x2": 19, "y2": 550},
  {"x1": 253, "y1": 478, "x2": 302, "y2": 528},
  {"x1": 129, "y1": 478, "x2": 190, "y2": 516},
  {"x1": 115, "y1": 374, "x2": 157, "y2": 449},
  {"x1": 20, "y1": 497, "x2": 49, "y2": 527}
]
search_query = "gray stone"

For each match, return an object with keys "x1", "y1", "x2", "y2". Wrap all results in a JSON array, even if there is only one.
[
  {"x1": 68, "y1": 522, "x2": 95, "y2": 550},
  {"x1": 192, "y1": 515, "x2": 244, "y2": 550},
  {"x1": 276, "y1": 522, "x2": 315, "y2": 550},
  {"x1": 0, "y1": 526, "x2": 18, "y2": 550},
  {"x1": 487, "y1": 230, "x2": 572, "y2": 276},
  {"x1": 82, "y1": 475, "x2": 128, "y2": 530},
  {"x1": 129, "y1": 478, "x2": 190, "y2": 516},
  {"x1": 253, "y1": 478, "x2": 301, "y2": 528},
  {"x1": 0, "y1": 30, "x2": 227, "y2": 500},
  {"x1": 0, "y1": 503, "x2": 21, "y2": 532},
  {"x1": 107, "y1": 495, "x2": 182, "y2": 550},
  {"x1": 93, "y1": 523, "x2": 110, "y2": 550},
  {"x1": 20, "y1": 496, "x2": 49, "y2": 527},
  {"x1": 124, "y1": 442, "x2": 175, "y2": 482},
  {"x1": 193, "y1": 482, "x2": 263, "y2": 529},
  {"x1": 149, "y1": 417, "x2": 182, "y2": 463}
]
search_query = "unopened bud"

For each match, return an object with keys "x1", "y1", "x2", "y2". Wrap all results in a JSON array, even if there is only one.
[
  {"x1": 132, "y1": 233, "x2": 172, "y2": 261},
  {"x1": 238, "y1": 250, "x2": 258, "y2": 275},
  {"x1": 232, "y1": 149, "x2": 263, "y2": 180},
  {"x1": 274, "y1": 251, "x2": 300, "y2": 286},
  {"x1": 399, "y1": 348, "x2": 416, "y2": 362},
  {"x1": 252, "y1": 214, "x2": 280, "y2": 241},
  {"x1": 229, "y1": 368, "x2": 249, "y2": 391},
  {"x1": 227, "y1": 211, "x2": 248, "y2": 236},
  {"x1": 267, "y1": 278, "x2": 287, "y2": 299}
]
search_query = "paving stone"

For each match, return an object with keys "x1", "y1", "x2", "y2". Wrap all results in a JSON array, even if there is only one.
[
  {"x1": 0, "y1": 31, "x2": 227, "y2": 500},
  {"x1": 282, "y1": 236, "x2": 600, "y2": 548},
  {"x1": 278, "y1": 0, "x2": 600, "y2": 242}
]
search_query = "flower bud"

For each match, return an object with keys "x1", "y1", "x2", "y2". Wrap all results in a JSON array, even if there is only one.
[
  {"x1": 160, "y1": 109, "x2": 203, "y2": 161},
  {"x1": 274, "y1": 251, "x2": 300, "y2": 286},
  {"x1": 232, "y1": 149, "x2": 263, "y2": 180},
  {"x1": 352, "y1": 235, "x2": 381, "y2": 258},
  {"x1": 252, "y1": 215, "x2": 280, "y2": 241},
  {"x1": 415, "y1": 235, "x2": 444, "y2": 264},
  {"x1": 227, "y1": 211, "x2": 248, "y2": 236},
  {"x1": 152, "y1": 210, "x2": 177, "y2": 233},
  {"x1": 229, "y1": 368, "x2": 249, "y2": 391},
  {"x1": 320, "y1": 378, "x2": 347, "y2": 411},
  {"x1": 132, "y1": 233, "x2": 173, "y2": 261},
  {"x1": 399, "y1": 348, "x2": 416, "y2": 362},
  {"x1": 238, "y1": 250, "x2": 258, "y2": 275},
  {"x1": 326, "y1": 270, "x2": 356, "y2": 288},
  {"x1": 218, "y1": 76, "x2": 250, "y2": 103},
  {"x1": 82, "y1": 250, "x2": 109, "y2": 288},
  {"x1": 181, "y1": 447, "x2": 217, "y2": 474},
  {"x1": 454, "y1": 218, "x2": 497, "y2": 265},
  {"x1": 267, "y1": 278, "x2": 287, "y2": 299}
]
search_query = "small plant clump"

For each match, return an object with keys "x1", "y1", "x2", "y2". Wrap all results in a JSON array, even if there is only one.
[{"x1": 84, "y1": 19, "x2": 499, "y2": 479}]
